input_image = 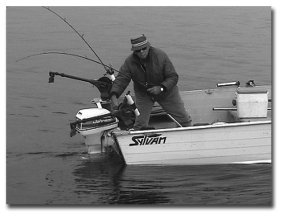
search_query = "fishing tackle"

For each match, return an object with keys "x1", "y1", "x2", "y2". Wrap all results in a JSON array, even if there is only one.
[
  {"x1": 17, "y1": 7, "x2": 122, "y2": 80},
  {"x1": 16, "y1": 51, "x2": 121, "y2": 74},
  {"x1": 48, "y1": 71, "x2": 113, "y2": 100},
  {"x1": 42, "y1": 6, "x2": 109, "y2": 73}
]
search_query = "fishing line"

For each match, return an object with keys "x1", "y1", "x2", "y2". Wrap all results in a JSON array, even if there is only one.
[
  {"x1": 16, "y1": 51, "x2": 121, "y2": 74},
  {"x1": 42, "y1": 6, "x2": 108, "y2": 72}
]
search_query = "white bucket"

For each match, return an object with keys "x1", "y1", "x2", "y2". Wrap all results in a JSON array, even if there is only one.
[{"x1": 236, "y1": 88, "x2": 268, "y2": 118}]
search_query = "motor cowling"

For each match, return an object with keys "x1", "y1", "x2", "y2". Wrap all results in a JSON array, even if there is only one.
[{"x1": 70, "y1": 108, "x2": 118, "y2": 137}]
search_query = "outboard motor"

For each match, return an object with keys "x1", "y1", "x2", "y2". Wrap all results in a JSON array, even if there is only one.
[{"x1": 71, "y1": 103, "x2": 119, "y2": 154}]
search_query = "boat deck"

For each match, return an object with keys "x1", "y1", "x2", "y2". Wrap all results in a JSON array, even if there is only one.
[{"x1": 148, "y1": 85, "x2": 272, "y2": 129}]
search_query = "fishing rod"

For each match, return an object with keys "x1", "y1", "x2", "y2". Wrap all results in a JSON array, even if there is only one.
[
  {"x1": 42, "y1": 6, "x2": 108, "y2": 73},
  {"x1": 16, "y1": 51, "x2": 121, "y2": 74}
]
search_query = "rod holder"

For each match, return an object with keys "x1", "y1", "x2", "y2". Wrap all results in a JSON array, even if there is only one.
[
  {"x1": 216, "y1": 81, "x2": 240, "y2": 87},
  {"x1": 213, "y1": 107, "x2": 271, "y2": 111},
  {"x1": 213, "y1": 107, "x2": 237, "y2": 111}
]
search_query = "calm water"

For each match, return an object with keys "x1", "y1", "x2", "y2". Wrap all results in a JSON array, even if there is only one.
[{"x1": 6, "y1": 6, "x2": 272, "y2": 205}]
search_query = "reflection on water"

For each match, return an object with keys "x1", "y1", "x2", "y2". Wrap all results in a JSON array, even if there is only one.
[
  {"x1": 71, "y1": 154, "x2": 272, "y2": 205},
  {"x1": 72, "y1": 154, "x2": 126, "y2": 204},
  {"x1": 72, "y1": 154, "x2": 170, "y2": 205},
  {"x1": 6, "y1": 150, "x2": 272, "y2": 205}
]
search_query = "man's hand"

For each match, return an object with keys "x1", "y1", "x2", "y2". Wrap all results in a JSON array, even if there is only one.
[{"x1": 147, "y1": 86, "x2": 163, "y2": 95}]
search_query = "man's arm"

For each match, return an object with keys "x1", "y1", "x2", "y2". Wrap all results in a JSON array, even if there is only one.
[
  {"x1": 110, "y1": 61, "x2": 132, "y2": 98},
  {"x1": 160, "y1": 53, "x2": 179, "y2": 91}
]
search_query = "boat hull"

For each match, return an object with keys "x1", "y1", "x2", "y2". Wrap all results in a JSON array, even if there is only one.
[{"x1": 113, "y1": 121, "x2": 271, "y2": 165}]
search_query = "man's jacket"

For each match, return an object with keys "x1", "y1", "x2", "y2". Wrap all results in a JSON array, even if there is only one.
[{"x1": 110, "y1": 47, "x2": 179, "y2": 98}]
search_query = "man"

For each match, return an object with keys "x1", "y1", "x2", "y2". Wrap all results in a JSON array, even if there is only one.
[{"x1": 110, "y1": 34, "x2": 192, "y2": 130}]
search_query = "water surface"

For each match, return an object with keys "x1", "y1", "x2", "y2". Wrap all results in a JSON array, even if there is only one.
[{"x1": 6, "y1": 6, "x2": 272, "y2": 205}]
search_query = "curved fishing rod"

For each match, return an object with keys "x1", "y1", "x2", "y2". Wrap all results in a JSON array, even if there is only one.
[
  {"x1": 17, "y1": 50, "x2": 150, "y2": 91},
  {"x1": 16, "y1": 51, "x2": 121, "y2": 74},
  {"x1": 42, "y1": 6, "x2": 108, "y2": 72}
]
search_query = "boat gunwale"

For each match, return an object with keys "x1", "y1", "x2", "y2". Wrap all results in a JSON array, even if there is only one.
[
  {"x1": 179, "y1": 85, "x2": 271, "y2": 94},
  {"x1": 112, "y1": 120, "x2": 271, "y2": 136}
]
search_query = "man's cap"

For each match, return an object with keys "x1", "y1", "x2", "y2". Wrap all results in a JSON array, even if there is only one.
[{"x1": 130, "y1": 34, "x2": 150, "y2": 51}]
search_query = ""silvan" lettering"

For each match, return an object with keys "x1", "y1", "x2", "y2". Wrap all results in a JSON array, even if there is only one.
[{"x1": 129, "y1": 134, "x2": 167, "y2": 146}]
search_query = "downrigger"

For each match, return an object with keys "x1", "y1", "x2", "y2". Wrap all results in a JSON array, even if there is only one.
[{"x1": 48, "y1": 70, "x2": 139, "y2": 154}]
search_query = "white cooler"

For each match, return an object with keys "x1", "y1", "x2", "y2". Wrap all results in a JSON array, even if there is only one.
[{"x1": 236, "y1": 87, "x2": 268, "y2": 118}]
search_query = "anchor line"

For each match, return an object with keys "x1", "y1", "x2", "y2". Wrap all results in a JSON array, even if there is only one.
[{"x1": 42, "y1": 6, "x2": 108, "y2": 72}]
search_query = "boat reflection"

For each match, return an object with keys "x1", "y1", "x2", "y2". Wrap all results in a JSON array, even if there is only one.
[{"x1": 72, "y1": 153, "x2": 171, "y2": 205}]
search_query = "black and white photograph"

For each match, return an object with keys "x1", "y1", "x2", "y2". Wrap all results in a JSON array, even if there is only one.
[{"x1": 6, "y1": 5, "x2": 272, "y2": 206}]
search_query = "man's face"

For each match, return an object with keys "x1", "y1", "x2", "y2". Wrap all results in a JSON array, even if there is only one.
[{"x1": 135, "y1": 46, "x2": 149, "y2": 60}]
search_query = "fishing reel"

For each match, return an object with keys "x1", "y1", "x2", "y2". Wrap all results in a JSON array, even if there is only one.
[
  {"x1": 96, "y1": 76, "x2": 113, "y2": 100},
  {"x1": 48, "y1": 72, "x2": 55, "y2": 83},
  {"x1": 113, "y1": 94, "x2": 136, "y2": 130}
]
